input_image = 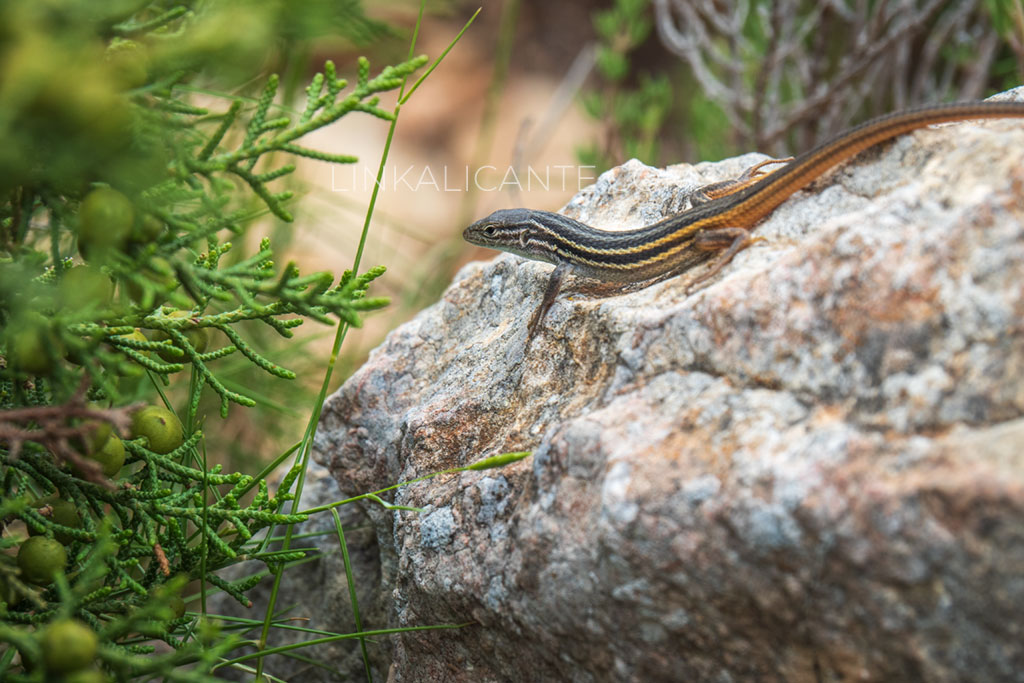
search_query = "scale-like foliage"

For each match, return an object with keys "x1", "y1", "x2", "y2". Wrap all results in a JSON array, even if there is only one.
[{"x1": 0, "y1": 1, "x2": 425, "y2": 679}]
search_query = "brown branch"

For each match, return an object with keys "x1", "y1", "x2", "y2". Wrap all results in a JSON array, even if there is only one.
[{"x1": 0, "y1": 384, "x2": 142, "y2": 489}]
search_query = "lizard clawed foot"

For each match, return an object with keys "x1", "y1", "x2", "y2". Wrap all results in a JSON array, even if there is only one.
[
  {"x1": 684, "y1": 228, "x2": 766, "y2": 293},
  {"x1": 523, "y1": 262, "x2": 569, "y2": 352}
]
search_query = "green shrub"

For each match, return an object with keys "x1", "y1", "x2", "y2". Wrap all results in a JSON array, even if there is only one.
[{"x1": 0, "y1": 1, "x2": 434, "y2": 679}]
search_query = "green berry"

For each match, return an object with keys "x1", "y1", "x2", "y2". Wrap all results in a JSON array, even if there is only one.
[
  {"x1": 133, "y1": 214, "x2": 164, "y2": 242},
  {"x1": 63, "y1": 670, "x2": 110, "y2": 683},
  {"x1": 150, "y1": 581, "x2": 188, "y2": 619},
  {"x1": 168, "y1": 595, "x2": 187, "y2": 619},
  {"x1": 123, "y1": 257, "x2": 177, "y2": 310},
  {"x1": 64, "y1": 337, "x2": 93, "y2": 366},
  {"x1": 48, "y1": 499, "x2": 81, "y2": 531},
  {"x1": 89, "y1": 432, "x2": 125, "y2": 477},
  {"x1": 78, "y1": 187, "x2": 134, "y2": 259},
  {"x1": 131, "y1": 405, "x2": 184, "y2": 454},
  {"x1": 151, "y1": 311, "x2": 209, "y2": 362},
  {"x1": 110, "y1": 328, "x2": 149, "y2": 375},
  {"x1": 168, "y1": 574, "x2": 189, "y2": 618},
  {"x1": 41, "y1": 619, "x2": 98, "y2": 673},
  {"x1": 105, "y1": 40, "x2": 148, "y2": 90},
  {"x1": 184, "y1": 327, "x2": 209, "y2": 355},
  {"x1": 9, "y1": 327, "x2": 53, "y2": 375},
  {"x1": 115, "y1": 328, "x2": 149, "y2": 352},
  {"x1": 7, "y1": 313, "x2": 62, "y2": 376},
  {"x1": 87, "y1": 422, "x2": 112, "y2": 452},
  {"x1": 17, "y1": 536, "x2": 67, "y2": 585},
  {"x1": 30, "y1": 497, "x2": 82, "y2": 545},
  {"x1": 59, "y1": 265, "x2": 114, "y2": 311}
]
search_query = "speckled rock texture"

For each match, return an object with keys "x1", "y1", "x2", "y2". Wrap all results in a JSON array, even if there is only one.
[{"x1": 313, "y1": 89, "x2": 1024, "y2": 682}]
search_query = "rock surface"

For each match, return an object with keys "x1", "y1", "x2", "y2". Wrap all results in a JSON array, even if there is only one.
[{"x1": 313, "y1": 89, "x2": 1024, "y2": 682}]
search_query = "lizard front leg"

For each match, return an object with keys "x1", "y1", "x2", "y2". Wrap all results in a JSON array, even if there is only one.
[{"x1": 525, "y1": 262, "x2": 570, "y2": 350}]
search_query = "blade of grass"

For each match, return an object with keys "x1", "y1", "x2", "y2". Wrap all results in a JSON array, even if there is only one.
[
  {"x1": 457, "y1": 0, "x2": 520, "y2": 227},
  {"x1": 400, "y1": 8, "x2": 481, "y2": 105},
  {"x1": 253, "y1": 2, "x2": 432, "y2": 679},
  {"x1": 353, "y1": 4, "x2": 478, "y2": 272},
  {"x1": 213, "y1": 612, "x2": 378, "y2": 638},
  {"x1": 252, "y1": 5, "x2": 484, "y2": 678},
  {"x1": 299, "y1": 452, "x2": 532, "y2": 517},
  {"x1": 332, "y1": 507, "x2": 372, "y2": 680},
  {"x1": 220, "y1": 623, "x2": 475, "y2": 671}
]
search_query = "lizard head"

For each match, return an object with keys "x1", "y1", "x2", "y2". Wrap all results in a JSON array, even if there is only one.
[{"x1": 463, "y1": 208, "x2": 560, "y2": 265}]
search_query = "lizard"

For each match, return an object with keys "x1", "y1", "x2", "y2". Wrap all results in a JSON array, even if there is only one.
[{"x1": 462, "y1": 101, "x2": 1024, "y2": 347}]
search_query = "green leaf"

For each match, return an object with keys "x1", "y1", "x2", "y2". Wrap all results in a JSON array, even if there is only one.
[{"x1": 465, "y1": 451, "x2": 532, "y2": 471}]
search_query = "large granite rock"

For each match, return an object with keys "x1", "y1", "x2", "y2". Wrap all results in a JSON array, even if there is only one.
[{"x1": 312, "y1": 89, "x2": 1024, "y2": 682}]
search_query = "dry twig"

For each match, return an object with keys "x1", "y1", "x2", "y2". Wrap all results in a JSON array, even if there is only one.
[
  {"x1": 0, "y1": 377, "x2": 141, "y2": 488},
  {"x1": 652, "y1": 0, "x2": 999, "y2": 154}
]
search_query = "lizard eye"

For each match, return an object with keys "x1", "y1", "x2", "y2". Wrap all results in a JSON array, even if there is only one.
[{"x1": 483, "y1": 225, "x2": 497, "y2": 237}]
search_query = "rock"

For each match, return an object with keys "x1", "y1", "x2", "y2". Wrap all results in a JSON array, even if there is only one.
[{"x1": 314, "y1": 88, "x2": 1024, "y2": 682}]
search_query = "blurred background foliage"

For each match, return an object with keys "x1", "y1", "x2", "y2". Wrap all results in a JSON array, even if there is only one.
[
  {"x1": 0, "y1": 0, "x2": 389, "y2": 192},
  {"x1": 581, "y1": 0, "x2": 1024, "y2": 169}
]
